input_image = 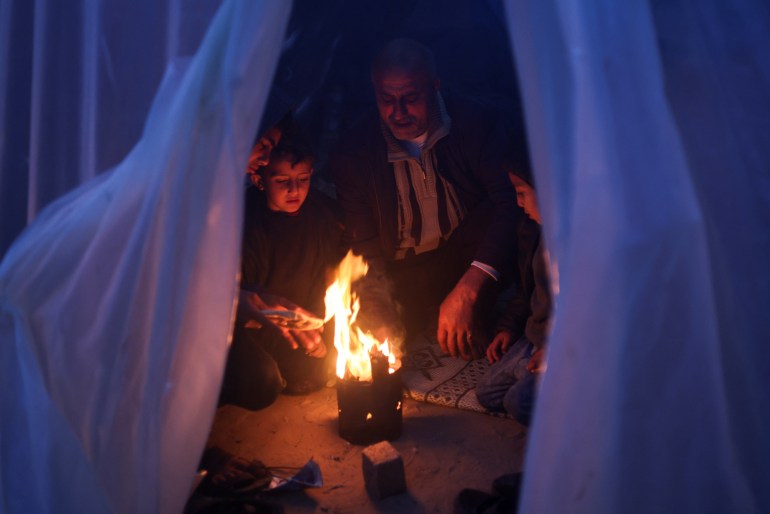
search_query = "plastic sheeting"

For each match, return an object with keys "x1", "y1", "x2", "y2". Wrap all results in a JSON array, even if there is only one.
[
  {"x1": 0, "y1": 1, "x2": 291, "y2": 512},
  {"x1": 506, "y1": 1, "x2": 770, "y2": 512},
  {"x1": 0, "y1": 0, "x2": 222, "y2": 256},
  {"x1": 3, "y1": 0, "x2": 769, "y2": 512}
]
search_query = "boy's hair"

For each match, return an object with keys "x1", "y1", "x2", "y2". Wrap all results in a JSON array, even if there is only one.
[
  {"x1": 503, "y1": 152, "x2": 534, "y2": 188},
  {"x1": 264, "y1": 131, "x2": 315, "y2": 169}
]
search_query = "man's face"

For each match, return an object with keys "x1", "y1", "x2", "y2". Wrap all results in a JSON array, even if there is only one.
[
  {"x1": 372, "y1": 70, "x2": 439, "y2": 141},
  {"x1": 247, "y1": 127, "x2": 282, "y2": 174},
  {"x1": 257, "y1": 157, "x2": 313, "y2": 214}
]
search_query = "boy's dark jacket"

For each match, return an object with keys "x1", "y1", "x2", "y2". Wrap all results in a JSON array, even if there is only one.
[{"x1": 240, "y1": 187, "x2": 344, "y2": 318}]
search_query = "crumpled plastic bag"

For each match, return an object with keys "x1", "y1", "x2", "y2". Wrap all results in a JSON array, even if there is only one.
[{"x1": 266, "y1": 459, "x2": 324, "y2": 492}]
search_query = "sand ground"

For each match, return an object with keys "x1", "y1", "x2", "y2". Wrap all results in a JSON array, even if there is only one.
[{"x1": 195, "y1": 385, "x2": 528, "y2": 513}]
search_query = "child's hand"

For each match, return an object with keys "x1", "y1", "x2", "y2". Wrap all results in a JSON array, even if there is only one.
[
  {"x1": 239, "y1": 289, "x2": 325, "y2": 354},
  {"x1": 527, "y1": 348, "x2": 547, "y2": 373},
  {"x1": 486, "y1": 330, "x2": 514, "y2": 364},
  {"x1": 290, "y1": 328, "x2": 327, "y2": 358},
  {"x1": 238, "y1": 290, "x2": 272, "y2": 330}
]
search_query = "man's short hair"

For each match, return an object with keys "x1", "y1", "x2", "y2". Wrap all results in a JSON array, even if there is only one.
[{"x1": 371, "y1": 38, "x2": 438, "y2": 82}]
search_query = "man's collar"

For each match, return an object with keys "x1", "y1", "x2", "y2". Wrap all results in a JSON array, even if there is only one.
[{"x1": 382, "y1": 92, "x2": 452, "y2": 163}]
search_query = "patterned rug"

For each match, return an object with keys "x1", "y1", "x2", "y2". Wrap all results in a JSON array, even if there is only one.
[{"x1": 400, "y1": 334, "x2": 508, "y2": 417}]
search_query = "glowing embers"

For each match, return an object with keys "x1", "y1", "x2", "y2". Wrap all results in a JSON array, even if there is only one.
[{"x1": 324, "y1": 251, "x2": 403, "y2": 444}]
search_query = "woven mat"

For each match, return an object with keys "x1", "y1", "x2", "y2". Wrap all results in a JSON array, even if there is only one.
[{"x1": 400, "y1": 334, "x2": 507, "y2": 417}]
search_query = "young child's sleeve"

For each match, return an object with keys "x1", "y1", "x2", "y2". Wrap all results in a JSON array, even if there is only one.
[
  {"x1": 523, "y1": 238, "x2": 553, "y2": 351},
  {"x1": 495, "y1": 219, "x2": 541, "y2": 339},
  {"x1": 496, "y1": 283, "x2": 530, "y2": 340}
]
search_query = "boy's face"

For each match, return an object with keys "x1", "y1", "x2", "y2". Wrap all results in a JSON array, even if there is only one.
[
  {"x1": 257, "y1": 157, "x2": 313, "y2": 214},
  {"x1": 509, "y1": 173, "x2": 541, "y2": 225}
]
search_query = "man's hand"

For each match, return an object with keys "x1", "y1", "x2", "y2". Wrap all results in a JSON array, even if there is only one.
[
  {"x1": 486, "y1": 330, "x2": 514, "y2": 363},
  {"x1": 238, "y1": 289, "x2": 326, "y2": 357},
  {"x1": 437, "y1": 266, "x2": 491, "y2": 361}
]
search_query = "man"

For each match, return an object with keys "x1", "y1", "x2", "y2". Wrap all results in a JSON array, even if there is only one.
[{"x1": 331, "y1": 38, "x2": 524, "y2": 360}]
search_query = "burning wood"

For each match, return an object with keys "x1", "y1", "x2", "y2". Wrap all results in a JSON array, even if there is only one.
[
  {"x1": 324, "y1": 251, "x2": 403, "y2": 444},
  {"x1": 324, "y1": 251, "x2": 400, "y2": 381}
]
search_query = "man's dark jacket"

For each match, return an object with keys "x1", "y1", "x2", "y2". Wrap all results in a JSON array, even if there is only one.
[{"x1": 330, "y1": 93, "x2": 522, "y2": 279}]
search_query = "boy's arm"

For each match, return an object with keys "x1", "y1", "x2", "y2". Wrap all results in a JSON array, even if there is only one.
[
  {"x1": 495, "y1": 218, "x2": 542, "y2": 340},
  {"x1": 238, "y1": 288, "x2": 326, "y2": 357},
  {"x1": 527, "y1": 347, "x2": 547, "y2": 373}
]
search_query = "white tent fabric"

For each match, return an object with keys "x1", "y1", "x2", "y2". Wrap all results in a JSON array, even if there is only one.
[
  {"x1": 0, "y1": 0, "x2": 223, "y2": 256},
  {"x1": 0, "y1": 1, "x2": 290, "y2": 512},
  {"x1": 506, "y1": 1, "x2": 770, "y2": 512}
]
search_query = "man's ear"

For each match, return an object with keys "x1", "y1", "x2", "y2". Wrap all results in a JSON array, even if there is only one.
[{"x1": 250, "y1": 173, "x2": 264, "y2": 190}]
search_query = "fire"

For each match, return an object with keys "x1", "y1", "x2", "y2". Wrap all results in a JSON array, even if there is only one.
[{"x1": 324, "y1": 251, "x2": 398, "y2": 381}]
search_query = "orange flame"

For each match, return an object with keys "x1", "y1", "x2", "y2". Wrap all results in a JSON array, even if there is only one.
[{"x1": 324, "y1": 251, "x2": 398, "y2": 381}]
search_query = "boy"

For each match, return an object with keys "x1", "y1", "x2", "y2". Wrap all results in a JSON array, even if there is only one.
[
  {"x1": 476, "y1": 169, "x2": 552, "y2": 425},
  {"x1": 220, "y1": 131, "x2": 344, "y2": 410}
]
